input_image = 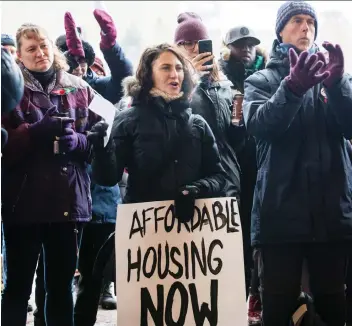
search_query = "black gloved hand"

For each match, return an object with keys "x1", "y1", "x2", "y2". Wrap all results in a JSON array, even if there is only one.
[
  {"x1": 87, "y1": 121, "x2": 109, "y2": 149},
  {"x1": 175, "y1": 185, "x2": 200, "y2": 223}
]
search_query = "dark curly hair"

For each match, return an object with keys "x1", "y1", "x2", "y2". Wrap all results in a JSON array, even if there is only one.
[{"x1": 135, "y1": 43, "x2": 194, "y2": 102}]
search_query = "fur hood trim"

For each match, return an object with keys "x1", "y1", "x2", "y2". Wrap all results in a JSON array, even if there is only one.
[{"x1": 122, "y1": 76, "x2": 141, "y2": 98}]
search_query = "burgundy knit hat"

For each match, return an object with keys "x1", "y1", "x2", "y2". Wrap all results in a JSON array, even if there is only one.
[{"x1": 174, "y1": 12, "x2": 209, "y2": 44}]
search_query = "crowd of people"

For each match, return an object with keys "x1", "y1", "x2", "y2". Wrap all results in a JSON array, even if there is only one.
[{"x1": 1, "y1": 1, "x2": 351, "y2": 326}]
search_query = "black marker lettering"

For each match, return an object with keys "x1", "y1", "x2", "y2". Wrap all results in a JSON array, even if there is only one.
[
  {"x1": 158, "y1": 242, "x2": 170, "y2": 279},
  {"x1": 226, "y1": 200, "x2": 238, "y2": 233},
  {"x1": 164, "y1": 204, "x2": 175, "y2": 233},
  {"x1": 165, "y1": 282, "x2": 188, "y2": 326},
  {"x1": 191, "y1": 239, "x2": 207, "y2": 279},
  {"x1": 142, "y1": 247, "x2": 157, "y2": 278},
  {"x1": 127, "y1": 247, "x2": 141, "y2": 282},
  {"x1": 169, "y1": 247, "x2": 183, "y2": 279},
  {"x1": 154, "y1": 206, "x2": 166, "y2": 234},
  {"x1": 212, "y1": 201, "x2": 227, "y2": 231},
  {"x1": 142, "y1": 207, "x2": 154, "y2": 236},
  {"x1": 129, "y1": 211, "x2": 144, "y2": 239},
  {"x1": 191, "y1": 206, "x2": 201, "y2": 232},
  {"x1": 208, "y1": 239, "x2": 223, "y2": 275},
  {"x1": 183, "y1": 242, "x2": 189, "y2": 280},
  {"x1": 140, "y1": 285, "x2": 164, "y2": 326},
  {"x1": 200, "y1": 205, "x2": 214, "y2": 232},
  {"x1": 189, "y1": 280, "x2": 218, "y2": 326}
]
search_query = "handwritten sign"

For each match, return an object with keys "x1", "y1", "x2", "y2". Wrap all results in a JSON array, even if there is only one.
[{"x1": 115, "y1": 197, "x2": 247, "y2": 325}]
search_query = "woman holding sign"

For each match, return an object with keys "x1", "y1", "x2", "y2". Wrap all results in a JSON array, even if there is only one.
[{"x1": 89, "y1": 43, "x2": 226, "y2": 222}]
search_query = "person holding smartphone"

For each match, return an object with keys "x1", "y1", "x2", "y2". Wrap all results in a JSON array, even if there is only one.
[
  {"x1": 219, "y1": 25, "x2": 267, "y2": 325},
  {"x1": 174, "y1": 12, "x2": 245, "y2": 212}
]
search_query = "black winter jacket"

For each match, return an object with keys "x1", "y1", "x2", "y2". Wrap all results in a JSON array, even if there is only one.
[
  {"x1": 92, "y1": 77, "x2": 226, "y2": 203},
  {"x1": 190, "y1": 78, "x2": 243, "y2": 197},
  {"x1": 243, "y1": 40, "x2": 352, "y2": 245}
]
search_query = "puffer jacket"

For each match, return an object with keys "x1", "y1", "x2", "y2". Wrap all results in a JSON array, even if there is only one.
[
  {"x1": 92, "y1": 77, "x2": 226, "y2": 203},
  {"x1": 1, "y1": 64, "x2": 98, "y2": 224},
  {"x1": 190, "y1": 77, "x2": 243, "y2": 197},
  {"x1": 243, "y1": 40, "x2": 352, "y2": 245}
]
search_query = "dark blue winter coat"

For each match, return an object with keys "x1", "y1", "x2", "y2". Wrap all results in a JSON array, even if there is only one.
[
  {"x1": 243, "y1": 40, "x2": 352, "y2": 246},
  {"x1": 84, "y1": 42, "x2": 133, "y2": 223},
  {"x1": 85, "y1": 42, "x2": 133, "y2": 105}
]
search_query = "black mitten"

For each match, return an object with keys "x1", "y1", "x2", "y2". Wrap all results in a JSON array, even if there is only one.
[
  {"x1": 87, "y1": 121, "x2": 109, "y2": 149},
  {"x1": 175, "y1": 185, "x2": 200, "y2": 223}
]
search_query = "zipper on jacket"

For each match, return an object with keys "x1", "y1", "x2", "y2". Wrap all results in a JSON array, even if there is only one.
[{"x1": 12, "y1": 174, "x2": 28, "y2": 213}]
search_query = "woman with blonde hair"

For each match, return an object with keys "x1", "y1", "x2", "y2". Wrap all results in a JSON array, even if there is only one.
[{"x1": 1, "y1": 23, "x2": 99, "y2": 326}]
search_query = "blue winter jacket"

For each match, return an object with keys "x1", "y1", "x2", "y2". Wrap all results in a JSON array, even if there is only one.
[
  {"x1": 85, "y1": 42, "x2": 133, "y2": 105},
  {"x1": 87, "y1": 165, "x2": 121, "y2": 223},
  {"x1": 84, "y1": 41, "x2": 133, "y2": 223},
  {"x1": 243, "y1": 40, "x2": 352, "y2": 246}
]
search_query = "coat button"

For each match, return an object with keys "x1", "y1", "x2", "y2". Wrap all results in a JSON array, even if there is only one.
[
  {"x1": 174, "y1": 160, "x2": 178, "y2": 163},
  {"x1": 64, "y1": 212, "x2": 69, "y2": 216}
]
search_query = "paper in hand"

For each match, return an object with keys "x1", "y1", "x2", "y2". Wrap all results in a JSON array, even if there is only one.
[{"x1": 88, "y1": 92, "x2": 115, "y2": 147}]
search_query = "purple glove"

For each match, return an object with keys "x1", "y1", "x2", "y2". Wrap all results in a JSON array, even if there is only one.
[
  {"x1": 93, "y1": 9, "x2": 117, "y2": 50},
  {"x1": 64, "y1": 12, "x2": 85, "y2": 59},
  {"x1": 285, "y1": 48, "x2": 330, "y2": 97},
  {"x1": 29, "y1": 106, "x2": 74, "y2": 138},
  {"x1": 59, "y1": 128, "x2": 79, "y2": 152},
  {"x1": 319, "y1": 42, "x2": 344, "y2": 88}
]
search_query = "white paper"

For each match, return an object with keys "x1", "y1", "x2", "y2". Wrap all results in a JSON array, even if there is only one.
[{"x1": 88, "y1": 93, "x2": 115, "y2": 147}]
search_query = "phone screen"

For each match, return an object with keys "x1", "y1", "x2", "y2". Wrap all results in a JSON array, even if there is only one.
[{"x1": 198, "y1": 39, "x2": 213, "y2": 68}]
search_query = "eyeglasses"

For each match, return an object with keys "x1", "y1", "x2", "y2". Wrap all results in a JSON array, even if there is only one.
[{"x1": 179, "y1": 41, "x2": 197, "y2": 51}]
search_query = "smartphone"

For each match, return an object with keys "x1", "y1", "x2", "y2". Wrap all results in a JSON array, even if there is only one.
[{"x1": 198, "y1": 39, "x2": 213, "y2": 69}]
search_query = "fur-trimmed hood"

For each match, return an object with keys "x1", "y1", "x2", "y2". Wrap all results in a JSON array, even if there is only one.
[{"x1": 121, "y1": 75, "x2": 141, "y2": 98}]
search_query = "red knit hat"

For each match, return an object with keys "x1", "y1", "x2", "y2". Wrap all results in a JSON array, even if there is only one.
[
  {"x1": 174, "y1": 12, "x2": 209, "y2": 44},
  {"x1": 91, "y1": 57, "x2": 106, "y2": 76}
]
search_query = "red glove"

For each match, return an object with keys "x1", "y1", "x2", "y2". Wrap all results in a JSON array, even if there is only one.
[
  {"x1": 64, "y1": 12, "x2": 85, "y2": 59},
  {"x1": 319, "y1": 42, "x2": 344, "y2": 88},
  {"x1": 93, "y1": 9, "x2": 117, "y2": 50}
]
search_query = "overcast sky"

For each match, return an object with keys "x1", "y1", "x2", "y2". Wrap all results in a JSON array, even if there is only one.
[{"x1": 2, "y1": 1, "x2": 351, "y2": 71}]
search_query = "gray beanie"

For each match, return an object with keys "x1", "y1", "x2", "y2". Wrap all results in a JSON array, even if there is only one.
[{"x1": 276, "y1": 1, "x2": 318, "y2": 42}]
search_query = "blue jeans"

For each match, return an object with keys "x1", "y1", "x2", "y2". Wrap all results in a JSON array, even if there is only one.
[{"x1": 1, "y1": 222, "x2": 80, "y2": 326}]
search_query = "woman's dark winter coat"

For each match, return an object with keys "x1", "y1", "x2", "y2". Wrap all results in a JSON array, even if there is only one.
[{"x1": 92, "y1": 77, "x2": 226, "y2": 203}]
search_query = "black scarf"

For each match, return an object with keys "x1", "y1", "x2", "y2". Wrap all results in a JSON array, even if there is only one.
[{"x1": 28, "y1": 65, "x2": 55, "y2": 89}]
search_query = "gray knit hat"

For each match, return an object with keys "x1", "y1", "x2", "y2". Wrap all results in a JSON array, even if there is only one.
[{"x1": 276, "y1": 1, "x2": 318, "y2": 42}]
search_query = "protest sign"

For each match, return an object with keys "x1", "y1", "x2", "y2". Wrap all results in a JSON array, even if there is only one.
[{"x1": 115, "y1": 197, "x2": 247, "y2": 325}]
